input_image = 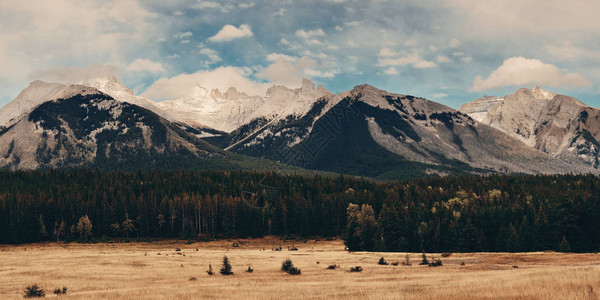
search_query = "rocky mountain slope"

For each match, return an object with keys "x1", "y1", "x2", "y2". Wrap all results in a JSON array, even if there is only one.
[
  {"x1": 460, "y1": 87, "x2": 600, "y2": 168},
  {"x1": 0, "y1": 84, "x2": 257, "y2": 170},
  {"x1": 207, "y1": 84, "x2": 589, "y2": 179},
  {"x1": 0, "y1": 77, "x2": 171, "y2": 129}
]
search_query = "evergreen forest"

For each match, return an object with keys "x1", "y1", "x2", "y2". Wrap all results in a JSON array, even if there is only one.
[{"x1": 0, "y1": 169, "x2": 598, "y2": 253}]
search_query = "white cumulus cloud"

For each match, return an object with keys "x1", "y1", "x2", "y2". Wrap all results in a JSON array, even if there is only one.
[
  {"x1": 173, "y1": 31, "x2": 193, "y2": 39},
  {"x1": 257, "y1": 56, "x2": 335, "y2": 87},
  {"x1": 126, "y1": 58, "x2": 166, "y2": 74},
  {"x1": 384, "y1": 67, "x2": 398, "y2": 75},
  {"x1": 208, "y1": 24, "x2": 253, "y2": 42},
  {"x1": 378, "y1": 54, "x2": 437, "y2": 69},
  {"x1": 30, "y1": 64, "x2": 119, "y2": 83},
  {"x1": 295, "y1": 29, "x2": 326, "y2": 40},
  {"x1": 142, "y1": 66, "x2": 271, "y2": 100},
  {"x1": 238, "y1": 2, "x2": 255, "y2": 8},
  {"x1": 266, "y1": 53, "x2": 297, "y2": 62},
  {"x1": 192, "y1": 1, "x2": 234, "y2": 13},
  {"x1": 198, "y1": 46, "x2": 221, "y2": 66},
  {"x1": 470, "y1": 56, "x2": 591, "y2": 92},
  {"x1": 437, "y1": 55, "x2": 452, "y2": 63}
]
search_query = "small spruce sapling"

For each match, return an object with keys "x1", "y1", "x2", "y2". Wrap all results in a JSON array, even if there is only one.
[
  {"x1": 220, "y1": 256, "x2": 233, "y2": 275},
  {"x1": 420, "y1": 252, "x2": 429, "y2": 265}
]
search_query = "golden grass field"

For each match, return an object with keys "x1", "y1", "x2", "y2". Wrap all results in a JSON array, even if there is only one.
[{"x1": 1, "y1": 237, "x2": 600, "y2": 299}]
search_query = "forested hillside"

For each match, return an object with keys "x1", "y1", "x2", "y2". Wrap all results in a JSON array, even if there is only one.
[{"x1": 0, "y1": 169, "x2": 599, "y2": 253}]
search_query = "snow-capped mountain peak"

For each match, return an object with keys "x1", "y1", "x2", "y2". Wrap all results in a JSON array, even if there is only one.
[
  {"x1": 0, "y1": 80, "x2": 67, "y2": 127},
  {"x1": 76, "y1": 76, "x2": 171, "y2": 119},
  {"x1": 156, "y1": 78, "x2": 332, "y2": 132},
  {"x1": 0, "y1": 76, "x2": 175, "y2": 128}
]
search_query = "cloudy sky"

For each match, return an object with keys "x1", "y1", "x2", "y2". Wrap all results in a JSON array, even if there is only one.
[{"x1": 1, "y1": 0, "x2": 599, "y2": 109}]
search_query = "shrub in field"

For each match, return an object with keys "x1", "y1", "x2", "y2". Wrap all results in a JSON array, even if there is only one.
[
  {"x1": 220, "y1": 256, "x2": 233, "y2": 275},
  {"x1": 287, "y1": 266, "x2": 301, "y2": 275},
  {"x1": 429, "y1": 258, "x2": 443, "y2": 267},
  {"x1": 350, "y1": 266, "x2": 363, "y2": 272},
  {"x1": 53, "y1": 286, "x2": 67, "y2": 295},
  {"x1": 441, "y1": 252, "x2": 452, "y2": 257},
  {"x1": 402, "y1": 254, "x2": 412, "y2": 266},
  {"x1": 281, "y1": 259, "x2": 294, "y2": 272},
  {"x1": 207, "y1": 264, "x2": 215, "y2": 275},
  {"x1": 23, "y1": 284, "x2": 45, "y2": 298},
  {"x1": 378, "y1": 257, "x2": 388, "y2": 265},
  {"x1": 246, "y1": 266, "x2": 254, "y2": 273},
  {"x1": 327, "y1": 264, "x2": 339, "y2": 270},
  {"x1": 281, "y1": 259, "x2": 301, "y2": 275},
  {"x1": 391, "y1": 261, "x2": 399, "y2": 266}
]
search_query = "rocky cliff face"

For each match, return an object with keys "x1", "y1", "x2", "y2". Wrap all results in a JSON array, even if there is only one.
[
  {"x1": 458, "y1": 96, "x2": 504, "y2": 122},
  {"x1": 460, "y1": 87, "x2": 600, "y2": 168}
]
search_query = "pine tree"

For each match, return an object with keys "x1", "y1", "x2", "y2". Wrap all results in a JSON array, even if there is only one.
[
  {"x1": 460, "y1": 219, "x2": 482, "y2": 252},
  {"x1": 38, "y1": 215, "x2": 47, "y2": 241},
  {"x1": 220, "y1": 256, "x2": 233, "y2": 275},
  {"x1": 344, "y1": 203, "x2": 360, "y2": 251},
  {"x1": 559, "y1": 236, "x2": 571, "y2": 253},
  {"x1": 378, "y1": 205, "x2": 403, "y2": 251},
  {"x1": 58, "y1": 221, "x2": 66, "y2": 241},
  {"x1": 534, "y1": 204, "x2": 552, "y2": 250}
]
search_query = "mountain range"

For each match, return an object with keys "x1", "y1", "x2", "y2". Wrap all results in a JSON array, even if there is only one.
[
  {"x1": 460, "y1": 87, "x2": 600, "y2": 168},
  {"x1": 0, "y1": 77, "x2": 598, "y2": 179}
]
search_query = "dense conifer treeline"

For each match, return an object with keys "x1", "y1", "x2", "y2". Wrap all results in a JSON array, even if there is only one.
[{"x1": 0, "y1": 169, "x2": 599, "y2": 253}]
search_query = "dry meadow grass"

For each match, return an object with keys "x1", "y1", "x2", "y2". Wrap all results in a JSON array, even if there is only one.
[{"x1": 1, "y1": 237, "x2": 600, "y2": 299}]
